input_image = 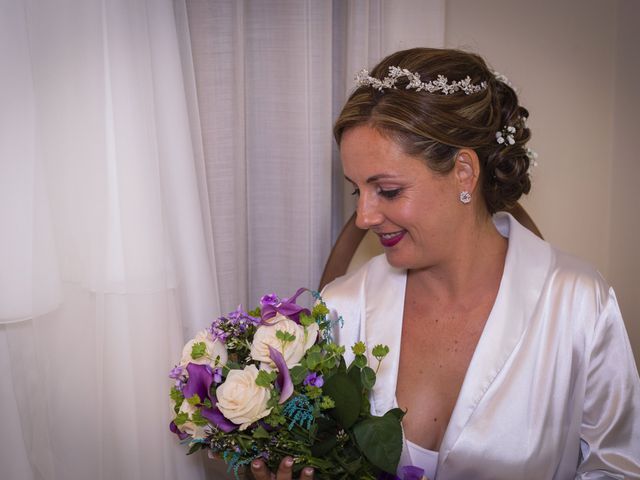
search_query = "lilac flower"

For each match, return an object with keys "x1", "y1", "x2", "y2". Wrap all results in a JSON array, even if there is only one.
[
  {"x1": 213, "y1": 367, "x2": 223, "y2": 384},
  {"x1": 169, "y1": 365, "x2": 183, "y2": 380},
  {"x1": 303, "y1": 372, "x2": 324, "y2": 388}
]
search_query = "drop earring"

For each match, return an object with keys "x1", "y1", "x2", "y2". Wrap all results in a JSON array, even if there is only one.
[{"x1": 459, "y1": 191, "x2": 471, "y2": 204}]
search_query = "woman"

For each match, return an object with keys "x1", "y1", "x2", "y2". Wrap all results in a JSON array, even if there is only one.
[{"x1": 252, "y1": 48, "x2": 640, "y2": 480}]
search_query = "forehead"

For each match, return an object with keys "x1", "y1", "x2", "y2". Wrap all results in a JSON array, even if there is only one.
[{"x1": 339, "y1": 125, "x2": 428, "y2": 180}]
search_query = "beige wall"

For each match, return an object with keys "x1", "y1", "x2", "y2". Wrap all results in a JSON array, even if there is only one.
[{"x1": 444, "y1": 0, "x2": 639, "y2": 365}]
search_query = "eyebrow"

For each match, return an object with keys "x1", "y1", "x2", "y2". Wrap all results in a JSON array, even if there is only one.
[{"x1": 344, "y1": 174, "x2": 399, "y2": 184}]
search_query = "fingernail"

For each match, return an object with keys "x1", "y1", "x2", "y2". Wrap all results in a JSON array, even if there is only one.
[
  {"x1": 285, "y1": 457, "x2": 294, "y2": 467},
  {"x1": 303, "y1": 467, "x2": 314, "y2": 476}
]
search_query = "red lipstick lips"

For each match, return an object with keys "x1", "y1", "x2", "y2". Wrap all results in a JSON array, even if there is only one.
[{"x1": 378, "y1": 231, "x2": 405, "y2": 247}]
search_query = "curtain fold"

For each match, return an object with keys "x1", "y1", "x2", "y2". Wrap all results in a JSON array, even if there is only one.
[{"x1": 0, "y1": 0, "x2": 218, "y2": 478}]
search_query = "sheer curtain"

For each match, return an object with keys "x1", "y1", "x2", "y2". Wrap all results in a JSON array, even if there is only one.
[
  {"x1": 185, "y1": 0, "x2": 444, "y2": 311},
  {"x1": 1, "y1": 1, "x2": 216, "y2": 479},
  {"x1": 0, "y1": 0, "x2": 443, "y2": 479}
]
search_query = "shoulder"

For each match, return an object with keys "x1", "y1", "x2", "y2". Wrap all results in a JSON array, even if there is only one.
[
  {"x1": 320, "y1": 254, "x2": 397, "y2": 349},
  {"x1": 320, "y1": 254, "x2": 392, "y2": 306}
]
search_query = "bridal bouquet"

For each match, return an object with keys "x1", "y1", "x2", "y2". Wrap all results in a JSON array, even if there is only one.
[{"x1": 168, "y1": 288, "x2": 404, "y2": 479}]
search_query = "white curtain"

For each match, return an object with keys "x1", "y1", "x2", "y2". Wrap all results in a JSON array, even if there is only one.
[
  {"x1": 0, "y1": 0, "x2": 443, "y2": 479},
  {"x1": 1, "y1": 1, "x2": 217, "y2": 479}
]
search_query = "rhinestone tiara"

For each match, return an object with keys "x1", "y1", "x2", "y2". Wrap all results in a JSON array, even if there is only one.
[{"x1": 355, "y1": 66, "x2": 487, "y2": 95}]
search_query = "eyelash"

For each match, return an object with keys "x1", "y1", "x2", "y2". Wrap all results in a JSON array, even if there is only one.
[{"x1": 350, "y1": 187, "x2": 401, "y2": 199}]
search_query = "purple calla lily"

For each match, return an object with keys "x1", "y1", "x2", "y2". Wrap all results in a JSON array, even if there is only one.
[
  {"x1": 201, "y1": 402, "x2": 238, "y2": 433},
  {"x1": 268, "y1": 346, "x2": 293, "y2": 404},
  {"x1": 261, "y1": 288, "x2": 311, "y2": 324},
  {"x1": 169, "y1": 420, "x2": 189, "y2": 440},
  {"x1": 183, "y1": 363, "x2": 214, "y2": 402}
]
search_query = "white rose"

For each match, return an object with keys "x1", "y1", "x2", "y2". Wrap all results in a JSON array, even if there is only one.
[
  {"x1": 216, "y1": 365, "x2": 272, "y2": 430},
  {"x1": 174, "y1": 399, "x2": 208, "y2": 440},
  {"x1": 180, "y1": 329, "x2": 228, "y2": 368},
  {"x1": 250, "y1": 314, "x2": 319, "y2": 369}
]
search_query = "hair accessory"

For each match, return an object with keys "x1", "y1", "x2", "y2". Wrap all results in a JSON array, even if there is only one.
[
  {"x1": 496, "y1": 125, "x2": 516, "y2": 146},
  {"x1": 526, "y1": 148, "x2": 539, "y2": 168},
  {"x1": 355, "y1": 66, "x2": 487, "y2": 95},
  {"x1": 459, "y1": 191, "x2": 472, "y2": 204}
]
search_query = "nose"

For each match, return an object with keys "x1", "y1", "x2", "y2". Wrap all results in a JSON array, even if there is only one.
[{"x1": 355, "y1": 192, "x2": 383, "y2": 230}]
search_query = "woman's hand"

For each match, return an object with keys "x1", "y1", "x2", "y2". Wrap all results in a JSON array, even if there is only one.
[{"x1": 250, "y1": 457, "x2": 314, "y2": 480}]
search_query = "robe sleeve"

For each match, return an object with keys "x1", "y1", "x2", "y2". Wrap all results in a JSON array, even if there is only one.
[{"x1": 576, "y1": 287, "x2": 640, "y2": 479}]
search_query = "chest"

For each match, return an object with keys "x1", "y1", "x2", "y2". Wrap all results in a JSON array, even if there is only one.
[{"x1": 395, "y1": 290, "x2": 494, "y2": 450}]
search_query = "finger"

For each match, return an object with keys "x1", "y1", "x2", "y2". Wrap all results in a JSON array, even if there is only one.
[
  {"x1": 250, "y1": 459, "x2": 272, "y2": 480},
  {"x1": 300, "y1": 466, "x2": 314, "y2": 479},
  {"x1": 275, "y1": 456, "x2": 294, "y2": 480}
]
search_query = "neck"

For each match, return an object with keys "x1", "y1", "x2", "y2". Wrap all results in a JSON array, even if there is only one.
[{"x1": 408, "y1": 214, "x2": 507, "y2": 303}]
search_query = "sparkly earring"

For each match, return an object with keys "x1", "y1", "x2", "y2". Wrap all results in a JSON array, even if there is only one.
[{"x1": 459, "y1": 191, "x2": 472, "y2": 204}]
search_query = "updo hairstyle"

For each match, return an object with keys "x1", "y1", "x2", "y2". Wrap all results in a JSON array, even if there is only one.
[{"x1": 334, "y1": 48, "x2": 531, "y2": 214}]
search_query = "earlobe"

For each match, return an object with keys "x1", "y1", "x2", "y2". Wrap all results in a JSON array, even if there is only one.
[{"x1": 454, "y1": 149, "x2": 480, "y2": 193}]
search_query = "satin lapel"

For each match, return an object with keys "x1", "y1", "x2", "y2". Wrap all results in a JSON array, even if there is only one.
[
  {"x1": 362, "y1": 255, "x2": 408, "y2": 416},
  {"x1": 438, "y1": 213, "x2": 552, "y2": 467}
]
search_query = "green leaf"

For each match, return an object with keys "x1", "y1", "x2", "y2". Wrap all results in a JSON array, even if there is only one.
[
  {"x1": 191, "y1": 409, "x2": 209, "y2": 426},
  {"x1": 384, "y1": 407, "x2": 406, "y2": 422},
  {"x1": 248, "y1": 306, "x2": 261, "y2": 317},
  {"x1": 305, "y1": 351, "x2": 322, "y2": 370},
  {"x1": 352, "y1": 412, "x2": 403, "y2": 474},
  {"x1": 360, "y1": 366, "x2": 376, "y2": 390},
  {"x1": 353, "y1": 354, "x2": 367, "y2": 369},
  {"x1": 187, "y1": 393, "x2": 202, "y2": 406},
  {"x1": 322, "y1": 372, "x2": 361, "y2": 429},
  {"x1": 187, "y1": 442, "x2": 204, "y2": 455},
  {"x1": 299, "y1": 313, "x2": 315, "y2": 327},
  {"x1": 275, "y1": 330, "x2": 296, "y2": 343},
  {"x1": 310, "y1": 434, "x2": 337, "y2": 457},
  {"x1": 255, "y1": 370, "x2": 277, "y2": 388},
  {"x1": 170, "y1": 387, "x2": 184, "y2": 405},
  {"x1": 252, "y1": 425, "x2": 270, "y2": 439},
  {"x1": 290, "y1": 365, "x2": 307, "y2": 385},
  {"x1": 191, "y1": 342, "x2": 207, "y2": 360},
  {"x1": 174, "y1": 412, "x2": 189, "y2": 426}
]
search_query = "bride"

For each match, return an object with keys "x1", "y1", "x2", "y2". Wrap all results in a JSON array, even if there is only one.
[{"x1": 251, "y1": 48, "x2": 640, "y2": 480}]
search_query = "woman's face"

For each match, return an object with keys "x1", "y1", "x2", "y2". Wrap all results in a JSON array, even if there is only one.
[{"x1": 340, "y1": 125, "x2": 464, "y2": 271}]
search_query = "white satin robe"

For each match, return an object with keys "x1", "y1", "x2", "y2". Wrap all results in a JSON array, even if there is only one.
[{"x1": 321, "y1": 212, "x2": 640, "y2": 479}]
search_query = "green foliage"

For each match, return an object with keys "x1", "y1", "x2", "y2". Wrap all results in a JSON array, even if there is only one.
[
  {"x1": 311, "y1": 302, "x2": 329, "y2": 318},
  {"x1": 174, "y1": 411, "x2": 189, "y2": 426},
  {"x1": 290, "y1": 365, "x2": 308, "y2": 385},
  {"x1": 276, "y1": 330, "x2": 296, "y2": 343},
  {"x1": 187, "y1": 393, "x2": 202, "y2": 406},
  {"x1": 352, "y1": 410, "x2": 404, "y2": 474},
  {"x1": 322, "y1": 372, "x2": 361, "y2": 429},
  {"x1": 351, "y1": 341, "x2": 366, "y2": 356},
  {"x1": 248, "y1": 306, "x2": 261, "y2": 317},
  {"x1": 353, "y1": 354, "x2": 367, "y2": 369},
  {"x1": 170, "y1": 386, "x2": 184, "y2": 411},
  {"x1": 371, "y1": 344, "x2": 390, "y2": 361},
  {"x1": 360, "y1": 366, "x2": 376, "y2": 390},
  {"x1": 191, "y1": 410, "x2": 209, "y2": 427},
  {"x1": 191, "y1": 341, "x2": 207, "y2": 359},
  {"x1": 255, "y1": 369, "x2": 277, "y2": 388},
  {"x1": 319, "y1": 396, "x2": 335, "y2": 410},
  {"x1": 252, "y1": 426, "x2": 270, "y2": 439},
  {"x1": 299, "y1": 313, "x2": 315, "y2": 327}
]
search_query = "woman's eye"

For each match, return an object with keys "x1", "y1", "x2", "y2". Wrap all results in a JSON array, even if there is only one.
[
  {"x1": 351, "y1": 187, "x2": 360, "y2": 196},
  {"x1": 379, "y1": 188, "x2": 401, "y2": 199}
]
